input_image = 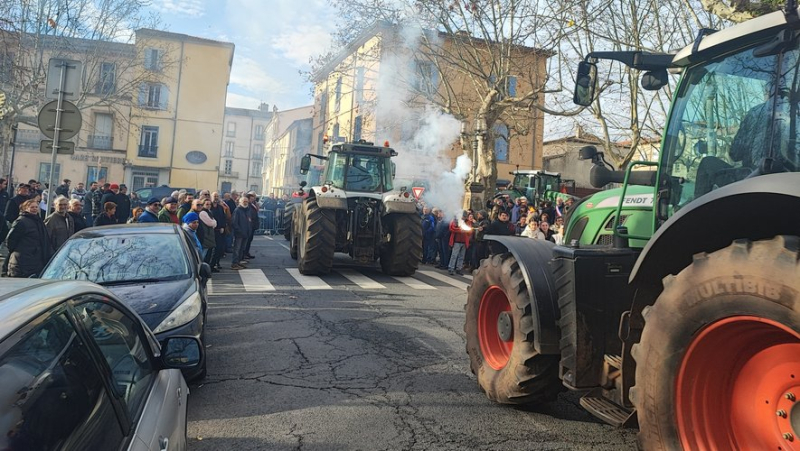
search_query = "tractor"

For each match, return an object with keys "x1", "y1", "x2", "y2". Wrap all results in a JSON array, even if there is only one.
[
  {"x1": 465, "y1": 4, "x2": 800, "y2": 449},
  {"x1": 497, "y1": 169, "x2": 579, "y2": 206},
  {"x1": 289, "y1": 140, "x2": 422, "y2": 276}
]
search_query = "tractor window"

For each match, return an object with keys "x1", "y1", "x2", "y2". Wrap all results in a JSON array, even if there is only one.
[
  {"x1": 512, "y1": 174, "x2": 531, "y2": 189},
  {"x1": 346, "y1": 155, "x2": 383, "y2": 191},
  {"x1": 660, "y1": 40, "x2": 800, "y2": 213},
  {"x1": 325, "y1": 152, "x2": 347, "y2": 189}
]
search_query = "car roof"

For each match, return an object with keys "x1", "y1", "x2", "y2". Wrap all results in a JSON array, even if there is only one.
[
  {"x1": 72, "y1": 223, "x2": 181, "y2": 238},
  {"x1": 0, "y1": 280, "x2": 116, "y2": 340}
]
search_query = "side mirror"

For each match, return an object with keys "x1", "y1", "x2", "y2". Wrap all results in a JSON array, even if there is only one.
[
  {"x1": 578, "y1": 145, "x2": 599, "y2": 161},
  {"x1": 573, "y1": 61, "x2": 597, "y2": 106},
  {"x1": 299, "y1": 181, "x2": 307, "y2": 187},
  {"x1": 300, "y1": 155, "x2": 311, "y2": 175},
  {"x1": 641, "y1": 69, "x2": 669, "y2": 91},
  {"x1": 199, "y1": 262, "x2": 212, "y2": 279},
  {"x1": 391, "y1": 162, "x2": 396, "y2": 178},
  {"x1": 161, "y1": 336, "x2": 201, "y2": 369},
  {"x1": 590, "y1": 165, "x2": 657, "y2": 188}
]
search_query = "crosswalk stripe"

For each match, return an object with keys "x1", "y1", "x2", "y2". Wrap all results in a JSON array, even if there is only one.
[
  {"x1": 336, "y1": 269, "x2": 386, "y2": 289},
  {"x1": 207, "y1": 280, "x2": 214, "y2": 295},
  {"x1": 463, "y1": 274, "x2": 473, "y2": 280},
  {"x1": 286, "y1": 268, "x2": 332, "y2": 290},
  {"x1": 239, "y1": 269, "x2": 276, "y2": 291},
  {"x1": 393, "y1": 276, "x2": 437, "y2": 290},
  {"x1": 417, "y1": 270, "x2": 469, "y2": 291}
]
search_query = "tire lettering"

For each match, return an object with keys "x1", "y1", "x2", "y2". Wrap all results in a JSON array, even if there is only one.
[{"x1": 693, "y1": 277, "x2": 782, "y2": 302}]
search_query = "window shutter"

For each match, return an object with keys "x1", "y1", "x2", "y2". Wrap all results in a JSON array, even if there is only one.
[
  {"x1": 138, "y1": 84, "x2": 146, "y2": 105},
  {"x1": 159, "y1": 85, "x2": 169, "y2": 110},
  {"x1": 508, "y1": 76, "x2": 517, "y2": 97},
  {"x1": 144, "y1": 49, "x2": 152, "y2": 69}
]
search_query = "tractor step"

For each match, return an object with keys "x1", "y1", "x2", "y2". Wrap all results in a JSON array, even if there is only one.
[
  {"x1": 579, "y1": 387, "x2": 637, "y2": 428},
  {"x1": 604, "y1": 354, "x2": 622, "y2": 370}
]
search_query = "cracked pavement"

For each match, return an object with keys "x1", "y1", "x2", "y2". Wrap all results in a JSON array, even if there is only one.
[{"x1": 187, "y1": 237, "x2": 638, "y2": 450}]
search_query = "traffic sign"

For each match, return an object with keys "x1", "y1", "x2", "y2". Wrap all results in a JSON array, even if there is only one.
[
  {"x1": 40, "y1": 140, "x2": 75, "y2": 155},
  {"x1": 37, "y1": 100, "x2": 82, "y2": 140},
  {"x1": 45, "y1": 58, "x2": 82, "y2": 101},
  {"x1": 412, "y1": 187, "x2": 425, "y2": 200}
]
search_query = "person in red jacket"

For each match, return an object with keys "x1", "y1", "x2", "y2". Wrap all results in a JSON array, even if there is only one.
[{"x1": 448, "y1": 211, "x2": 472, "y2": 275}]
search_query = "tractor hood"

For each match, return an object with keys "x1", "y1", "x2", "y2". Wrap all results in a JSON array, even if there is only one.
[{"x1": 564, "y1": 185, "x2": 654, "y2": 248}]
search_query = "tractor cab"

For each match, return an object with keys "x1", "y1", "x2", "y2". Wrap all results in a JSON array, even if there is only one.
[{"x1": 301, "y1": 141, "x2": 396, "y2": 193}]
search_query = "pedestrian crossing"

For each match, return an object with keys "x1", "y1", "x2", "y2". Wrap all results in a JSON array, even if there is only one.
[{"x1": 207, "y1": 267, "x2": 474, "y2": 295}]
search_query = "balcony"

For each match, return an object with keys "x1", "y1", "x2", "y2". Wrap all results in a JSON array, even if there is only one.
[
  {"x1": 252, "y1": 153, "x2": 263, "y2": 161},
  {"x1": 219, "y1": 170, "x2": 239, "y2": 178},
  {"x1": 138, "y1": 145, "x2": 158, "y2": 158},
  {"x1": 87, "y1": 135, "x2": 113, "y2": 150}
]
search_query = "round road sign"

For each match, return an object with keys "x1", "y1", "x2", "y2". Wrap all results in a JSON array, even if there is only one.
[{"x1": 37, "y1": 100, "x2": 82, "y2": 140}]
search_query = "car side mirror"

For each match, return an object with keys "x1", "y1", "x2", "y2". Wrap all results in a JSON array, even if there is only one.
[
  {"x1": 300, "y1": 181, "x2": 307, "y2": 187},
  {"x1": 199, "y1": 262, "x2": 212, "y2": 279},
  {"x1": 573, "y1": 61, "x2": 597, "y2": 106},
  {"x1": 300, "y1": 155, "x2": 311, "y2": 175},
  {"x1": 162, "y1": 336, "x2": 202, "y2": 369}
]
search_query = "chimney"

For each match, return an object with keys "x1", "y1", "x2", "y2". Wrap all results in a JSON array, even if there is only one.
[{"x1": 258, "y1": 102, "x2": 270, "y2": 112}]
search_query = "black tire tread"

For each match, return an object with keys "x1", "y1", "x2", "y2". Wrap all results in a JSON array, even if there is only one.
[
  {"x1": 298, "y1": 198, "x2": 336, "y2": 275},
  {"x1": 464, "y1": 253, "x2": 562, "y2": 405},
  {"x1": 380, "y1": 213, "x2": 422, "y2": 276}
]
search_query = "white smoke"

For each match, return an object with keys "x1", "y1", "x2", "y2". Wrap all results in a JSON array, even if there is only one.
[{"x1": 371, "y1": 31, "x2": 472, "y2": 220}]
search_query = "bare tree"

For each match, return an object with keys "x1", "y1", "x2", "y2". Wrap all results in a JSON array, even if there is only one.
[{"x1": 0, "y1": 0, "x2": 165, "y2": 176}]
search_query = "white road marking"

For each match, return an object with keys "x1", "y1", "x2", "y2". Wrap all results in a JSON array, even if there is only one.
[
  {"x1": 463, "y1": 274, "x2": 473, "y2": 280},
  {"x1": 239, "y1": 269, "x2": 276, "y2": 292},
  {"x1": 286, "y1": 268, "x2": 332, "y2": 290},
  {"x1": 336, "y1": 269, "x2": 386, "y2": 289},
  {"x1": 393, "y1": 276, "x2": 437, "y2": 290},
  {"x1": 207, "y1": 279, "x2": 214, "y2": 295},
  {"x1": 417, "y1": 270, "x2": 469, "y2": 291}
]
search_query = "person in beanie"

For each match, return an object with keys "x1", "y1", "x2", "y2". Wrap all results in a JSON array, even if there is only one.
[
  {"x1": 159, "y1": 197, "x2": 180, "y2": 224},
  {"x1": 101, "y1": 183, "x2": 119, "y2": 208},
  {"x1": 181, "y1": 211, "x2": 203, "y2": 257},
  {"x1": 138, "y1": 198, "x2": 161, "y2": 223},
  {"x1": 6, "y1": 199, "x2": 53, "y2": 278}
]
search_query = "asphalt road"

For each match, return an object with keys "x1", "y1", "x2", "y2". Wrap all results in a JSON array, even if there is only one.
[{"x1": 187, "y1": 236, "x2": 637, "y2": 450}]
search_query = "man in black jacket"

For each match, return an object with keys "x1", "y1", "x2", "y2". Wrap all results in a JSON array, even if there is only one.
[
  {"x1": 244, "y1": 192, "x2": 259, "y2": 259},
  {"x1": 68, "y1": 199, "x2": 87, "y2": 233},
  {"x1": 231, "y1": 197, "x2": 251, "y2": 270},
  {"x1": 4, "y1": 183, "x2": 29, "y2": 224},
  {"x1": 55, "y1": 179, "x2": 71, "y2": 197},
  {"x1": 486, "y1": 211, "x2": 514, "y2": 255},
  {"x1": 115, "y1": 184, "x2": 132, "y2": 223},
  {"x1": 100, "y1": 183, "x2": 118, "y2": 209}
]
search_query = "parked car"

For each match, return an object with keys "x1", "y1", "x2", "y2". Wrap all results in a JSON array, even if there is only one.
[
  {"x1": 133, "y1": 185, "x2": 196, "y2": 208},
  {"x1": 0, "y1": 279, "x2": 201, "y2": 451},
  {"x1": 39, "y1": 223, "x2": 211, "y2": 381}
]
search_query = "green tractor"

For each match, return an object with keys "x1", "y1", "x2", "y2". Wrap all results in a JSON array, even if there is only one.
[
  {"x1": 497, "y1": 169, "x2": 578, "y2": 207},
  {"x1": 465, "y1": 5, "x2": 800, "y2": 449}
]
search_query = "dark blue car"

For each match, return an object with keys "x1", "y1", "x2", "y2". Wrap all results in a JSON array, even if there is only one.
[{"x1": 40, "y1": 223, "x2": 211, "y2": 381}]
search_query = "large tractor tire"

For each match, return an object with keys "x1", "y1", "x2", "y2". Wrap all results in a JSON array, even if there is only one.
[
  {"x1": 465, "y1": 253, "x2": 562, "y2": 404},
  {"x1": 297, "y1": 197, "x2": 336, "y2": 275},
  {"x1": 380, "y1": 213, "x2": 422, "y2": 276},
  {"x1": 283, "y1": 203, "x2": 295, "y2": 241},
  {"x1": 632, "y1": 236, "x2": 800, "y2": 450}
]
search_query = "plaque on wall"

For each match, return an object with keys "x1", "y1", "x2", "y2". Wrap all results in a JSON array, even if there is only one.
[{"x1": 186, "y1": 150, "x2": 207, "y2": 164}]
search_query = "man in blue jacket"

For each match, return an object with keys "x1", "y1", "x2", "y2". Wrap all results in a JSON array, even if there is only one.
[
  {"x1": 434, "y1": 209, "x2": 451, "y2": 269},
  {"x1": 137, "y1": 198, "x2": 161, "y2": 223},
  {"x1": 421, "y1": 207, "x2": 437, "y2": 264}
]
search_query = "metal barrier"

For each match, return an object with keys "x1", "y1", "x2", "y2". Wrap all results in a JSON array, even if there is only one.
[{"x1": 255, "y1": 209, "x2": 285, "y2": 235}]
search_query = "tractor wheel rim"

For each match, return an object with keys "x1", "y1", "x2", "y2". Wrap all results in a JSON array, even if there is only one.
[
  {"x1": 676, "y1": 315, "x2": 800, "y2": 450},
  {"x1": 478, "y1": 286, "x2": 513, "y2": 370}
]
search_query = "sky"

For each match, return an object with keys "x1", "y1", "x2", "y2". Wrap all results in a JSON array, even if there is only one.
[{"x1": 148, "y1": 0, "x2": 339, "y2": 111}]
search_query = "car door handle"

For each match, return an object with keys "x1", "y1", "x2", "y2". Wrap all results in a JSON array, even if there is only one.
[{"x1": 159, "y1": 437, "x2": 169, "y2": 451}]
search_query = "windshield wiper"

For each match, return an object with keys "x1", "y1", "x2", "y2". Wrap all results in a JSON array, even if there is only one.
[{"x1": 97, "y1": 278, "x2": 164, "y2": 286}]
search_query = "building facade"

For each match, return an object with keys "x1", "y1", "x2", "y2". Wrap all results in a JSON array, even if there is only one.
[
  {"x1": 262, "y1": 106, "x2": 314, "y2": 196},
  {"x1": 220, "y1": 105, "x2": 273, "y2": 194},
  {"x1": 125, "y1": 29, "x2": 235, "y2": 191}
]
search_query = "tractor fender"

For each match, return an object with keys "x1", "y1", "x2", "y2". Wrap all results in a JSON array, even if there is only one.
[
  {"x1": 483, "y1": 235, "x2": 561, "y2": 354},
  {"x1": 382, "y1": 192, "x2": 417, "y2": 215},
  {"x1": 309, "y1": 187, "x2": 347, "y2": 209},
  {"x1": 630, "y1": 172, "x2": 800, "y2": 290}
]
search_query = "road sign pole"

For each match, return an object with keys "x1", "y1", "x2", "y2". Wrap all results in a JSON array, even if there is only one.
[
  {"x1": 7, "y1": 123, "x2": 17, "y2": 197},
  {"x1": 47, "y1": 60, "x2": 72, "y2": 208}
]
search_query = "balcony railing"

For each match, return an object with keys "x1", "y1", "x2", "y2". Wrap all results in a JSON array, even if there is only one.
[
  {"x1": 252, "y1": 154, "x2": 263, "y2": 161},
  {"x1": 87, "y1": 135, "x2": 113, "y2": 150},
  {"x1": 138, "y1": 145, "x2": 158, "y2": 158},
  {"x1": 219, "y1": 170, "x2": 239, "y2": 178}
]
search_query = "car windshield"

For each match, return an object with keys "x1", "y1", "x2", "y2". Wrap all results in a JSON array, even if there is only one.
[
  {"x1": 41, "y1": 234, "x2": 190, "y2": 284},
  {"x1": 662, "y1": 37, "x2": 800, "y2": 214}
]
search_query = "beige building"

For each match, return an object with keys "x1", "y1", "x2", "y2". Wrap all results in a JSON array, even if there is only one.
[
  {"x1": 2, "y1": 30, "x2": 234, "y2": 193},
  {"x1": 262, "y1": 106, "x2": 314, "y2": 196},
  {"x1": 125, "y1": 29, "x2": 235, "y2": 191},
  {"x1": 220, "y1": 105, "x2": 273, "y2": 194},
  {"x1": 309, "y1": 22, "x2": 550, "y2": 181}
]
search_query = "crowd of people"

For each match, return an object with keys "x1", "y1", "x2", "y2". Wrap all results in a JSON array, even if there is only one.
[
  {"x1": 419, "y1": 194, "x2": 572, "y2": 275},
  {"x1": 0, "y1": 177, "x2": 278, "y2": 278}
]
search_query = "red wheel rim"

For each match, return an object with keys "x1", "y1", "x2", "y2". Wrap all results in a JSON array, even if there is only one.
[
  {"x1": 478, "y1": 286, "x2": 513, "y2": 370},
  {"x1": 676, "y1": 315, "x2": 800, "y2": 450}
]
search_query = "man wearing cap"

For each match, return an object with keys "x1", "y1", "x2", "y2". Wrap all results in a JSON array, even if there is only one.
[
  {"x1": 115, "y1": 184, "x2": 131, "y2": 224},
  {"x1": 101, "y1": 183, "x2": 119, "y2": 209},
  {"x1": 181, "y1": 211, "x2": 203, "y2": 257},
  {"x1": 158, "y1": 197, "x2": 180, "y2": 224},
  {"x1": 138, "y1": 198, "x2": 161, "y2": 223}
]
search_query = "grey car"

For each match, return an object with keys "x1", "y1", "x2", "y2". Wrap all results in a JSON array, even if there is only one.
[{"x1": 0, "y1": 279, "x2": 200, "y2": 451}]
